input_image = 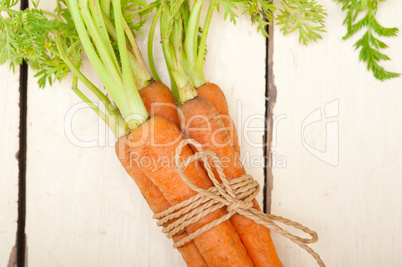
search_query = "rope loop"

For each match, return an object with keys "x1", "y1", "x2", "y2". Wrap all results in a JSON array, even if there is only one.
[
  {"x1": 154, "y1": 139, "x2": 325, "y2": 267},
  {"x1": 226, "y1": 200, "x2": 254, "y2": 213}
]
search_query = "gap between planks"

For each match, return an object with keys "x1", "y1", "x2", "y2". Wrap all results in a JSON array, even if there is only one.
[
  {"x1": 16, "y1": 0, "x2": 29, "y2": 264},
  {"x1": 15, "y1": 63, "x2": 28, "y2": 267},
  {"x1": 264, "y1": 24, "x2": 276, "y2": 214}
]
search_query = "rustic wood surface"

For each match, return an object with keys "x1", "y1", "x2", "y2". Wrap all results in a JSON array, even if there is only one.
[
  {"x1": 0, "y1": 64, "x2": 20, "y2": 266},
  {"x1": 1, "y1": 0, "x2": 401, "y2": 266},
  {"x1": 271, "y1": 1, "x2": 402, "y2": 266},
  {"x1": 22, "y1": 1, "x2": 266, "y2": 266}
]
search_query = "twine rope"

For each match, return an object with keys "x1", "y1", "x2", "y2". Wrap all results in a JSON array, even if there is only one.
[{"x1": 154, "y1": 139, "x2": 325, "y2": 267}]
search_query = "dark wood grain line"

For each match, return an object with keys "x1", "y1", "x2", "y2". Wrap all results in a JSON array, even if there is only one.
[
  {"x1": 17, "y1": 0, "x2": 29, "y2": 265},
  {"x1": 264, "y1": 24, "x2": 276, "y2": 214}
]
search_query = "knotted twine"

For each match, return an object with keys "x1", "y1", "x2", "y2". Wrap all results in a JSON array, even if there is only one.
[{"x1": 154, "y1": 139, "x2": 325, "y2": 267}]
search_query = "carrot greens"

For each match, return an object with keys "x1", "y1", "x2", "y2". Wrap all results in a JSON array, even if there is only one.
[
  {"x1": 0, "y1": 0, "x2": 157, "y2": 137},
  {"x1": 0, "y1": 0, "x2": 78, "y2": 87},
  {"x1": 1, "y1": 0, "x2": 399, "y2": 126},
  {"x1": 334, "y1": 0, "x2": 400, "y2": 80},
  {"x1": 147, "y1": 0, "x2": 329, "y2": 105},
  {"x1": 276, "y1": 0, "x2": 326, "y2": 45}
]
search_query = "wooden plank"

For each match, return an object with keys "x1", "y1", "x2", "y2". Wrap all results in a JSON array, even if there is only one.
[
  {"x1": 0, "y1": 64, "x2": 20, "y2": 265},
  {"x1": 25, "y1": 2, "x2": 267, "y2": 267},
  {"x1": 199, "y1": 10, "x2": 267, "y2": 205},
  {"x1": 271, "y1": 1, "x2": 402, "y2": 266}
]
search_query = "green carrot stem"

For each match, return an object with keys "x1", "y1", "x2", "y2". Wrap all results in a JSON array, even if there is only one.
[
  {"x1": 184, "y1": 0, "x2": 203, "y2": 68},
  {"x1": 68, "y1": 0, "x2": 148, "y2": 130},
  {"x1": 191, "y1": 0, "x2": 216, "y2": 88},
  {"x1": 88, "y1": 0, "x2": 121, "y2": 76},
  {"x1": 66, "y1": 40, "x2": 81, "y2": 54},
  {"x1": 180, "y1": 0, "x2": 216, "y2": 88},
  {"x1": 124, "y1": 3, "x2": 155, "y2": 16},
  {"x1": 71, "y1": 75, "x2": 126, "y2": 138},
  {"x1": 79, "y1": 0, "x2": 122, "y2": 85},
  {"x1": 160, "y1": 7, "x2": 193, "y2": 103},
  {"x1": 121, "y1": 17, "x2": 152, "y2": 89},
  {"x1": 148, "y1": 7, "x2": 162, "y2": 81},
  {"x1": 158, "y1": 1, "x2": 199, "y2": 103},
  {"x1": 55, "y1": 36, "x2": 119, "y2": 117},
  {"x1": 0, "y1": 7, "x2": 20, "y2": 15},
  {"x1": 196, "y1": 0, "x2": 216, "y2": 64},
  {"x1": 71, "y1": 75, "x2": 107, "y2": 122},
  {"x1": 111, "y1": 0, "x2": 149, "y2": 128},
  {"x1": 171, "y1": 17, "x2": 197, "y2": 103},
  {"x1": 69, "y1": 0, "x2": 125, "y2": 102},
  {"x1": 100, "y1": 0, "x2": 110, "y2": 18},
  {"x1": 102, "y1": 12, "x2": 152, "y2": 90}
]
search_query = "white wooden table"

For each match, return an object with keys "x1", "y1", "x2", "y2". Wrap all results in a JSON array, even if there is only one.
[
  {"x1": 272, "y1": 1, "x2": 402, "y2": 266},
  {"x1": 1, "y1": 1, "x2": 401, "y2": 266},
  {"x1": 0, "y1": 62, "x2": 20, "y2": 267}
]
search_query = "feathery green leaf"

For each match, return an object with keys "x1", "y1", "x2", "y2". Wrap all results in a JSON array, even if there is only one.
[{"x1": 335, "y1": 0, "x2": 400, "y2": 80}]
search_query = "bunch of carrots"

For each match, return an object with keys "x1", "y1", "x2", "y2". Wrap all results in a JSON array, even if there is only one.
[{"x1": 0, "y1": 0, "x2": 325, "y2": 265}]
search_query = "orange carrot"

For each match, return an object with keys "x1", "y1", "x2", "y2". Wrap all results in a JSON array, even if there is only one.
[
  {"x1": 155, "y1": 2, "x2": 282, "y2": 264},
  {"x1": 117, "y1": 116, "x2": 254, "y2": 267},
  {"x1": 140, "y1": 81, "x2": 180, "y2": 127},
  {"x1": 116, "y1": 146, "x2": 207, "y2": 267},
  {"x1": 118, "y1": 81, "x2": 207, "y2": 266},
  {"x1": 196, "y1": 83, "x2": 240, "y2": 155},
  {"x1": 179, "y1": 96, "x2": 283, "y2": 267}
]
